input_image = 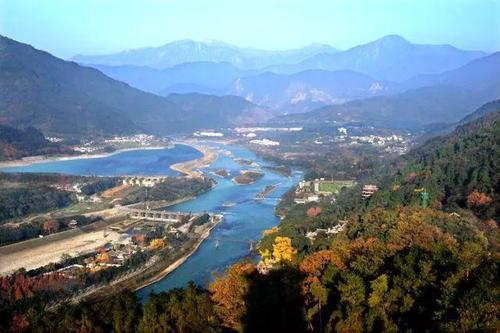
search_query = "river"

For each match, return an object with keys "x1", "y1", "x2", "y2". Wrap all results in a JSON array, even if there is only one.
[{"x1": 1, "y1": 142, "x2": 301, "y2": 299}]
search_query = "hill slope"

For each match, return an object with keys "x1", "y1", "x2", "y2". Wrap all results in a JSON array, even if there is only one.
[
  {"x1": 0, "y1": 125, "x2": 69, "y2": 160},
  {"x1": 0, "y1": 36, "x2": 269, "y2": 137}
]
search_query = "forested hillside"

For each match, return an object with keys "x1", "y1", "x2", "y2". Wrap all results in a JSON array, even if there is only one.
[
  {"x1": 0, "y1": 35, "x2": 269, "y2": 138},
  {"x1": 0, "y1": 125, "x2": 70, "y2": 160}
]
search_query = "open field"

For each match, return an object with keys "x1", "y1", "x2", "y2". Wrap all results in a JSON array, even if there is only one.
[
  {"x1": 0, "y1": 195, "x2": 200, "y2": 276},
  {"x1": 0, "y1": 225, "x2": 123, "y2": 275},
  {"x1": 319, "y1": 180, "x2": 355, "y2": 194}
]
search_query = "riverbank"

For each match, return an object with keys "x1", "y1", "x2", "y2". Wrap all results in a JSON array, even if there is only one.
[
  {"x1": 0, "y1": 145, "x2": 172, "y2": 168},
  {"x1": 170, "y1": 143, "x2": 218, "y2": 177},
  {"x1": 132, "y1": 216, "x2": 222, "y2": 292},
  {"x1": 75, "y1": 215, "x2": 223, "y2": 302}
]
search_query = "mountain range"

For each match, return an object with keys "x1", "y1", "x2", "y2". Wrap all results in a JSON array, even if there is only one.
[
  {"x1": 1, "y1": 33, "x2": 498, "y2": 137},
  {"x1": 227, "y1": 70, "x2": 399, "y2": 114},
  {"x1": 77, "y1": 35, "x2": 488, "y2": 113},
  {"x1": 270, "y1": 35, "x2": 487, "y2": 81},
  {"x1": 272, "y1": 52, "x2": 500, "y2": 128},
  {"x1": 92, "y1": 61, "x2": 252, "y2": 96},
  {"x1": 73, "y1": 40, "x2": 339, "y2": 70},
  {"x1": 0, "y1": 35, "x2": 270, "y2": 138},
  {"x1": 93, "y1": 63, "x2": 399, "y2": 113}
]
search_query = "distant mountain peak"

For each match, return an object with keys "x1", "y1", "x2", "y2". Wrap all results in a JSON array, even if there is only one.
[
  {"x1": 377, "y1": 34, "x2": 409, "y2": 43},
  {"x1": 368, "y1": 35, "x2": 412, "y2": 48}
]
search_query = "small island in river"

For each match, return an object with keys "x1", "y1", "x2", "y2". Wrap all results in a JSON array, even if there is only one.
[
  {"x1": 233, "y1": 170, "x2": 264, "y2": 185},
  {"x1": 213, "y1": 168, "x2": 230, "y2": 178}
]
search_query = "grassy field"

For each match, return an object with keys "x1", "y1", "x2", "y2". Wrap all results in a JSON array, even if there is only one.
[{"x1": 319, "y1": 181, "x2": 354, "y2": 194}]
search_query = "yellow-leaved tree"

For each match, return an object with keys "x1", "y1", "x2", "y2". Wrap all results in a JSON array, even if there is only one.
[
  {"x1": 272, "y1": 236, "x2": 297, "y2": 263},
  {"x1": 149, "y1": 238, "x2": 166, "y2": 250}
]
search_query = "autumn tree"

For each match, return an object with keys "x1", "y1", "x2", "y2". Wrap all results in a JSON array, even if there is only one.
[
  {"x1": 262, "y1": 226, "x2": 279, "y2": 236},
  {"x1": 96, "y1": 252, "x2": 111, "y2": 264},
  {"x1": 149, "y1": 238, "x2": 165, "y2": 250},
  {"x1": 467, "y1": 191, "x2": 492, "y2": 207},
  {"x1": 272, "y1": 236, "x2": 297, "y2": 264},
  {"x1": 42, "y1": 219, "x2": 59, "y2": 234},
  {"x1": 133, "y1": 234, "x2": 145, "y2": 246},
  {"x1": 209, "y1": 262, "x2": 255, "y2": 329}
]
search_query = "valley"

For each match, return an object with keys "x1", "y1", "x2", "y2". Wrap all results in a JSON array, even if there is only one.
[{"x1": 0, "y1": 6, "x2": 499, "y2": 330}]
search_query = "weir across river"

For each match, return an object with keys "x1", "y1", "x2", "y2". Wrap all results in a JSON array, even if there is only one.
[
  {"x1": 124, "y1": 206, "x2": 221, "y2": 224},
  {"x1": 126, "y1": 208, "x2": 193, "y2": 223}
]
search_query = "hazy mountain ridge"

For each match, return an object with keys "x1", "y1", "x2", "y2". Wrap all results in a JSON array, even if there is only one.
[
  {"x1": 90, "y1": 63, "x2": 400, "y2": 113},
  {"x1": 272, "y1": 52, "x2": 500, "y2": 128},
  {"x1": 75, "y1": 35, "x2": 488, "y2": 115},
  {"x1": 73, "y1": 39, "x2": 339, "y2": 70},
  {"x1": 227, "y1": 69, "x2": 400, "y2": 113},
  {"x1": 92, "y1": 61, "x2": 254, "y2": 95},
  {"x1": 269, "y1": 35, "x2": 487, "y2": 81},
  {"x1": 0, "y1": 35, "x2": 270, "y2": 138}
]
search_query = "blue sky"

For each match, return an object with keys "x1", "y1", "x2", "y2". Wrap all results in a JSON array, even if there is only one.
[{"x1": 1, "y1": 0, "x2": 499, "y2": 58}]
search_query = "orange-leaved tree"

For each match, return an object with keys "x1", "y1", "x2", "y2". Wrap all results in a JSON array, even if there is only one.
[{"x1": 209, "y1": 262, "x2": 255, "y2": 330}]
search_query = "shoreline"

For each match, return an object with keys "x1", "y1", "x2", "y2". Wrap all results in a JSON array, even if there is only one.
[
  {"x1": 0, "y1": 145, "x2": 172, "y2": 169},
  {"x1": 132, "y1": 217, "x2": 222, "y2": 292},
  {"x1": 170, "y1": 142, "x2": 218, "y2": 177},
  {"x1": 73, "y1": 216, "x2": 223, "y2": 303}
]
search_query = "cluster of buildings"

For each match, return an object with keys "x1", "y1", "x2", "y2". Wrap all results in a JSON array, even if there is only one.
[
  {"x1": 73, "y1": 144, "x2": 101, "y2": 153},
  {"x1": 122, "y1": 176, "x2": 169, "y2": 187},
  {"x1": 104, "y1": 134, "x2": 167, "y2": 145},
  {"x1": 311, "y1": 127, "x2": 411, "y2": 155},
  {"x1": 233, "y1": 127, "x2": 302, "y2": 134},
  {"x1": 49, "y1": 234, "x2": 140, "y2": 278},
  {"x1": 362, "y1": 184, "x2": 379, "y2": 198},
  {"x1": 45, "y1": 136, "x2": 64, "y2": 143},
  {"x1": 305, "y1": 220, "x2": 348, "y2": 241},
  {"x1": 249, "y1": 139, "x2": 280, "y2": 146},
  {"x1": 73, "y1": 135, "x2": 170, "y2": 154},
  {"x1": 232, "y1": 127, "x2": 303, "y2": 147},
  {"x1": 294, "y1": 179, "x2": 354, "y2": 204},
  {"x1": 193, "y1": 131, "x2": 224, "y2": 137}
]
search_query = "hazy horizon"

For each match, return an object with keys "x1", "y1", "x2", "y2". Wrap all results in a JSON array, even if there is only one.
[{"x1": 1, "y1": 0, "x2": 499, "y2": 59}]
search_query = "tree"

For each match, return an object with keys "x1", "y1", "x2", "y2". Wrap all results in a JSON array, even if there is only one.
[
  {"x1": 42, "y1": 220, "x2": 59, "y2": 234},
  {"x1": 209, "y1": 262, "x2": 255, "y2": 329},
  {"x1": 307, "y1": 207, "x2": 322, "y2": 217},
  {"x1": 467, "y1": 191, "x2": 492, "y2": 207},
  {"x1": 133, "y1": 234, "x2": 145, "y2": 246},
  {"x1": 140, "y1": 283, "x2": 219, "y2": 333},
  {"x1": 272, "y1": 236, "x2": 297, "y2": 264},
  {"x1": 96, "y1": 252, "x2": 111, "y2": 264},
  {"x1": 149, "y1": 238, "x2": 166, "y2": 250}
]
